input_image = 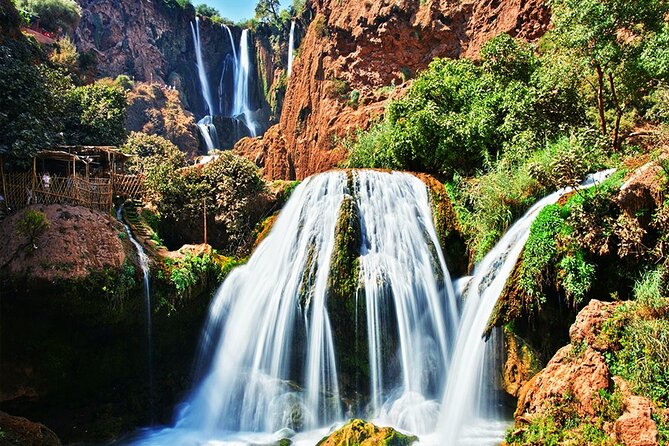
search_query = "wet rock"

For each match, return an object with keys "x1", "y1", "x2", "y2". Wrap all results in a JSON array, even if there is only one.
[
  {"x1": 0, "y1": 411, "x2": 61, "y2": 446},
  {"x1": 316, "y1": 419, "x2": 417, "y2": 446},
  {"x1": 502, "y1": 330, "x2": 541, "y2": 398}
]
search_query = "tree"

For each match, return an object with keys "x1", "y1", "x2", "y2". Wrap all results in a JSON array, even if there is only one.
[
  {"x1": 255, "y1": 0, "x2": 280, "y2": 25},
  {"x1": 548, "y1": 0, "x2": 669, "y2": 150},
  {"x1": 63, "y1": 83, "x2": 128, "y2": 146},
  {"x1": 195, "y1": 3, "x2": 219, "y2": 18},
  {"x1": 15, "y1": 0, "x2": 82, "y2": 35}
]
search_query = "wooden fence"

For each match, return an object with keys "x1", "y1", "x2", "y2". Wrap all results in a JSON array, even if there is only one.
[
  {"x1": 3, "y1": 173, "x2": 113, "y2": 212},
  {"x1": 111, "y1": 173, "x2": 144, "y2": 200}
]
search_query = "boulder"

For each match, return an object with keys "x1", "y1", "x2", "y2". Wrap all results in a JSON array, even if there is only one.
[
  {"x1": 515, "y1": 345, "x2": 610, "y2": 418},
  {"x1": 569, "y1": 299, "x2": 620, "y2": 351},
  {"x1": 316, "y1": 419, "x2": 417, "y2": 446}
]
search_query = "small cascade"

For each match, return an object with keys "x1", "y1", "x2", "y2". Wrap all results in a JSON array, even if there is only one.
[
  {"x1": 196, "y1": 115, "x2": 219, "y2": 152},
  {"x1": 232, "y1": 29, "x2": 258, "y2": 137},
  {"x1": 437, "y1": 169, "x2": 615, "y2": 444},
  {"x1": 117, "y1": 204, "x2": 154, "y2": 421},
  {"x1": 287, "y1": 20, "x2": 296, "y2": 77}
]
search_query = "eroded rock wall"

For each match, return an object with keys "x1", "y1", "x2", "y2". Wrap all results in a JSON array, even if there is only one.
[{"x1": 237, "y1": 0, "x2": 550, "y2": 180}]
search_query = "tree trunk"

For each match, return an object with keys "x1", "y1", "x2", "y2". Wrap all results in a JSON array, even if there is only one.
[
  {"x1": 595, "y1": 64, "x2": 607, "y2": 138},
  {"x1": 608, "y1": 73, "x2": 622, "y2": 151}
]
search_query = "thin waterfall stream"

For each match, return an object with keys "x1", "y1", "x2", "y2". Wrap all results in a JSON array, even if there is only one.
[{"x1": 117, "y1": 204, "x2": 155, "y2": 422}]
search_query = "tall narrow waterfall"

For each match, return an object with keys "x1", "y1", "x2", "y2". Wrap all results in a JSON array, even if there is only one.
[
  {"x1": 191, "y1": 17, "x2": 218, "y2": 152},
  {"x1": 219, "y1": 25, "x2": 237, "y2": 116},
  {"x1": 191, "y1": 17, "x2": 215, "y2": 116},
  {"x1": 437, "y1": 169, "x2": 615, "y2": 444},
  {"x1": 287, "y1": 20, "x2": 296, "y2": 76},
  {"x1": 232, "y1": 29, "x2": 258, "y2": 137},
  {"x1": 117, "y1": 205, "x2": 154, "y2": 421}
]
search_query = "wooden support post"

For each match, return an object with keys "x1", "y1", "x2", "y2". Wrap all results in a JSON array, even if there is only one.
[
  {"x1": 0, "y1": 155, "x2": 7, "y2": 212},
  {"x1": 31, "y1": 157, "x2": 36, "y2": 204},
  {"x1": 203, "y1": 197, "x2": 207, "y2": 246}
]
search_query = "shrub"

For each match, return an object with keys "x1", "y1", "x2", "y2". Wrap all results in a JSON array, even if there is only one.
[
  {"x1": 15, "y1": 0, "x2": 82, "y2": 34},
  {"x1": 16, "y1": 208, "x2": 49, "y2": 251}
]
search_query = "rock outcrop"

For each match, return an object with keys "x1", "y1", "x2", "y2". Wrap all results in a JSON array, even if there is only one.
[
  {"x1": 512, "y1": 300, "x2": 661, "y2": 446},
  {"x1": 316, "y1": 419, "x2": 417, "y2": 446},
  {"x1": 237, "y1": 0, "x2": 550, "y2": 179},
  {"x1": 0, "y1": 205, "x2": 127, "y2": 285},
  {"x1": 0, "y1": 411, "x2": 61, "y2": 446},
  {"x1": 125, "y1": 82, "x2": 199, "y2": 156}
]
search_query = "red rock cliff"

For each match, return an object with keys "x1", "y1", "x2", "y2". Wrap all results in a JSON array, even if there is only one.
[{"x1": 236, "y1": 0, "x2": 549, "y2": 180}]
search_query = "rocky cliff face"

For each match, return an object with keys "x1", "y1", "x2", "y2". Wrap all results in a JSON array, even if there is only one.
[
  {"x1": 236, "y1": 0, "x2": 550, "y2": 180},
  {"x1": 74, "y1": 0, "x2": 270, "y2": 150}
]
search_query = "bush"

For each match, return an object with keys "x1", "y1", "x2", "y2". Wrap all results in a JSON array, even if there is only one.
[
  {"x1": 63, "y1": 82, "x2": 128, "y2": 146},
  {"x1": 347, "y1": 34, "x2": 586, "y2": 180},
  {"x1": 15, "y1": 0, "x2": 82, "y2": 34},
  {"x1": 16, "y1": 208, "x2": 49, "y2": 251}
]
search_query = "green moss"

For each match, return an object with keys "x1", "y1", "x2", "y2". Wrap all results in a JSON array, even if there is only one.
[
  {"x1": 326, "y1": 187, "x2": 366, "y2": 397},
  {"x1": 317, "y1": 419, "x2": 417, "y2": 446}
]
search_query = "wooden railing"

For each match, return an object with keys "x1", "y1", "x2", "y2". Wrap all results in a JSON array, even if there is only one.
[
  {"x1": 3, "y1": 173, "x2": 113, "y2": 212},
  {"x1": 111, "y1": 173, "x2": 144, "y2": 199}
]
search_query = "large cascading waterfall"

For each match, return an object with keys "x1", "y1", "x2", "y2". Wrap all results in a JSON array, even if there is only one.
[
  {"x1": 132, "y1": 169, "x2": 614, "y2": 446},
  {"x1": 133, "y1": 170, "x2": 457, "y2": 445},
  {"x1": 436, "y1": 169, "x2": 616, "y2": 444},
  {"x1": 287, "y1": 20, "x2": 296, "y2": 77},
  {"x1": 219, "y1": 25, "x2": 237, "y2": 116},
  {"x1": 117, "y1": 205, "x2": 154, "y2": 421},
  {"x1": 232, "y1": 29, "x2": 258, "y2": 137},
  {"x1": 191, "y1": 17, "x2": 219, "y2": 152}
]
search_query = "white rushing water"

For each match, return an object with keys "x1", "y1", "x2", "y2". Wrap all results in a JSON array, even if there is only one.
[
  {"x1": 191, "y1": 17, "x2": 215, "y2": 116},
  {"x1": 437, "y1": 169, "x2": 616, "y2": 444},
  {"x1": 132, "y1": 169, "x2": 614, "y2": 446},
  {"x1": 117, "y1": 204, "x2": 154, "y2": 421},
  {"x1": 133, "y1": 170, "x2": 456, "y2": 444},
  {"x1": 287, "y1": 20, "x2": 296, "y2": 77},
  {"x1": 232, "y1": 29, "x2": 258, "y2": 137},
  {"x1": 219, "y1": 25, "x2": 238, "y2": 116}
]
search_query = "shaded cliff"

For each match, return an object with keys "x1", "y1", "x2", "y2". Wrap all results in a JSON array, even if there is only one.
[{"x1": 236, "y1": 0, "x2": 550, "y2": 180}]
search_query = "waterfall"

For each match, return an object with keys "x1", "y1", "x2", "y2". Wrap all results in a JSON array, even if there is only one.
[
  {"x1": 219, "y1": 25, "x2": 238, "y2": 116},
  {"x1": 117, "y1": 204, "x2": 154, "y2": 421},
  {"x1": 191, "y1": 17, "x2": 215, "y2": 116},
  {"x1": 436, "y1": 169, "x2": 616, "y2": 444},
  {"x1": 287, "y1": 20, "x2": 296, "y2": 76},
  {"x1": 191, "y1": 17, "x2": 219, "y2": 152},
  {"x1": 133, "y1": 170, "x2": 456, "y2": 444},
  {"x1": 232, "y1": 29, "x2": 258, "y2": 137},
  {"x1": 131, "y1": 169, "x2": 614, "y2": 446}
]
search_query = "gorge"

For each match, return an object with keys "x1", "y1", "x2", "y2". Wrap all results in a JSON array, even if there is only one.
[{"x1": 1, "y1": 0, "x2": 668, "y2": 445}]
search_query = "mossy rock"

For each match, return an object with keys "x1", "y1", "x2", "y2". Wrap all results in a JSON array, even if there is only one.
[
  {"x1": 316, "y1": 419, "x2": 418, "y2": 446},
  {"x1": 412, "y1": 173, "x2": 468, "y2": 277}
]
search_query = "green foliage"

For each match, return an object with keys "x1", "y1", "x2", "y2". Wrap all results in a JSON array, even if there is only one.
[
  {"x1": 518, "y1": 205, "x2": 564, "y2": 303},
  {"x1": 559, "y1": 251, "x2": 596, "y2": 305},
  {"x1": 290, "y1": 0, "x2": 306, "y2": 15},
  {"x1": 255, "y1": 0, "x2": 280, "y2": 25},
  {"x1": 120, "y1": 132, "x2": 186, "y2": 194},
  {"x1": 15, "y1": 208, "x2": 49, "y2": 250},
  {"x1": 195, "y1": 3, "x2": 218, "y2": 17},
  {"x1": 114, "y1": 74, "x2": 134, "y2": 91},
  {"x1": 156, "y1": 153, "x2": 266, "y2": 254},
  {"x1": 15, "y1": 0, "x2": 82, "y2": 34},
  {"x1": 348, "y1": 34, "x2": 586, "y2": 179},
  {"x1": 63, "y1": 82, "x2": 128, "y2": 146},
  {"x1": 0, "y1": 34, "x2": 72, "y2": 160},
  {"x1": 162, "y1": 252, "x2": 242, "y2": 302},
  {"x1": 547, "y1": 0, "x2": 669, "y2": 148}
]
